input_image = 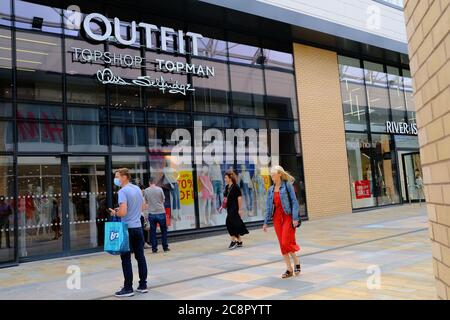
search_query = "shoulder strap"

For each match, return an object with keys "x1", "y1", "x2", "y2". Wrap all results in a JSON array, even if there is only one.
[{"x1": 285, "y1": 181, "x2": 293, "y2": 211}]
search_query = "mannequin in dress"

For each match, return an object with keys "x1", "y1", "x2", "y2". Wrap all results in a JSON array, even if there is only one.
[
  {"x1": 253, "y1": 165, "x2": 267, "y2": 217},
  {"x1": 163, "y1": 159, "x2": 181, "y2": 221},
  {"x1": 198, "y1": 165, "x2": 214, "y2": 226},
  {"x1": 238, "y1": 165, "x2": 254, "y2": 214},
  {"x1": 25, "y1": 184, "x2": 36, "y2": 236},
  {"x1": 35, "y1": 186, "x2": 48, "y2": 236}
]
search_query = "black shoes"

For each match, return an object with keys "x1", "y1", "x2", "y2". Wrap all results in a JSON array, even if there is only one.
[
  {"x1": 294, "y1": 264, "x2": 301, "y2": 275},
  {"x1": 237, "y1": 241, "x2": 243, "y2": 247},
  {"x1": 115, "y1": 287, "x2": 134, "y2": 297},
  {"x1": 228, "y1": 241, "x2": 238, "y2": 250},
  {"x1": 136, "y1": 285, "x2": 148, "y2": 293}
]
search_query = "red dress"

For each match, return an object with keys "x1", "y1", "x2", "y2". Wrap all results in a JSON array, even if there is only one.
[{"x1": 273, "y1": 191, "x2": 300, "y2": 255}]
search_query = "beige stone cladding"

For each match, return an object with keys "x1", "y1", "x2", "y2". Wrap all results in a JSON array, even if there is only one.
[
  {"x1": 293, "y1": 44, "x2": 352, "y2": 219},
  {"x1": 404, "y1": 0, "x2": 450, "y2": 299}
]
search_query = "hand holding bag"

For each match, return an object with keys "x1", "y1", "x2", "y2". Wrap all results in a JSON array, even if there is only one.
[
  {"x1": 218, "y1": 185, "x2": 233, "y2": 214},
  {"x1": 104, "y1": 215, "x2": 130, "y2": 255}
]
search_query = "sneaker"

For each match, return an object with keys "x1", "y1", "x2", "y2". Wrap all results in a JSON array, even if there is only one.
[
  {"x1": 152, "y1": 249, "x2": 158, "y2": 254},
  {"x1": 115, "y1": 287, "x2": 134, "y2": 297},
  {"x1": 144, "y1": 243, "x2": 151, "y2": 249},
  {"x1": 163, "y1": 248, "x2": 170, "y2": 252},
  {"x1": 228, "y1": 241, "x2": 238, "y2": 250},
  {"x1": 136, "y1": 285, "x2": 148, "y2": 293},
  {"x1": 237, "y1": 241, "x2": 243, "y2": 247}
]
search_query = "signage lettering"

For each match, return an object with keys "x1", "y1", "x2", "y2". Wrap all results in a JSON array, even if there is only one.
[
  {"x1": 96, "y1": 68, "x2": 195, "y2": 96},
  {"x1": 82, "y1": 13, "x2": 203, "y2": 55},
  {"x1": 385, "y1": 121, "x2": 418, "y2": 135}
]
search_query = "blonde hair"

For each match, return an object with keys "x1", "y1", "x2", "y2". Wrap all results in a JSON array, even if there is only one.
[{"x1": 270, "y1": 165, "x2": 295, "y2": 184}]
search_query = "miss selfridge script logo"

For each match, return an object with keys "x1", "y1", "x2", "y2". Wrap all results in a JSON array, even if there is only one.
[
  {"x1": 110, "y1": 231, "x2": 120, "y2": 241},
  {"x1": 96, "y1": 68, "x2": 195, "y2": 96}
]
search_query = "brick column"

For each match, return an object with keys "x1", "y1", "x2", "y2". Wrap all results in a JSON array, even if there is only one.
[
  {"x1": 293, "y1": 44, "x2": 352, "y2": 218},
  {"x1": 404, "y1": 0, "x2": 450, "y2": 299}
]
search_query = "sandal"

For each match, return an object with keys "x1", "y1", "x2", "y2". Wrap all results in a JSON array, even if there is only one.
[
  {"x1": 281, "y1": 270, "x2": 293, "y2": 279},
  {"x1": 294, "y1": 264, "x2": 301, "y2": 275}
]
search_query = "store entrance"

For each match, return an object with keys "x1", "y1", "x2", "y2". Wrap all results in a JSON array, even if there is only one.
[
  {"x1": 17, "y1": 156, "x2": 63, "y2": 259},
  {"x1": 16, "y1": 156, "x2": 109, "y2": 261},
  {"x1": 398, "y1": 151, "x2": 425, "y2": 203}
]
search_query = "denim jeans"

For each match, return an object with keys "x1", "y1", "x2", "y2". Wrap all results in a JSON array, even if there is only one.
[
  {"x1": 120, "y1": 227, "x2": 148, "y2": 290},
  {"x1": 212, "y1": 180, "x2": 223, "y2": 209},
  {"x1": 242, "y1": 183, "x2": 253, "y2": 211},
  {"x1": 149, "y1": 213, "x2": 169, "y2": 251},
  {"x1": 170, "y1": 183, "x2": 181, "y2": 210}
]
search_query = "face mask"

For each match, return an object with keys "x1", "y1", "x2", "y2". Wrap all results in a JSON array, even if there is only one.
[{"x1": 113, "y1": 178, "x2": 121, "y2": 187}]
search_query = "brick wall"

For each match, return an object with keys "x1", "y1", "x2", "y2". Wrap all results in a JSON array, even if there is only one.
[
  {"x1": 293, "y1": 44, "x2": 353, "y2": 218},
  {"x1": 404, "y1": 0, "x2": 450, "y2": 299}
]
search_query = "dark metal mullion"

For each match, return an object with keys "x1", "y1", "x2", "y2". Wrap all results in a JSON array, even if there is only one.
[
  {"x1": 384, "y1": 65, "x2": 403, "y2": 206},
  {"x1": 183, "y1": 16, "x2": 201, "y2": 231},
  {"x1": 10, "y1": 0, "x2": 19, "y2": 266},
  {"x1": 360, "y1": 59, "x2": 378, "y2": 206}
]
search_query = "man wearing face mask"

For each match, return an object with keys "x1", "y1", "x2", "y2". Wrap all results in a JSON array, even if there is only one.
[{"x1": 109, "y1": 168, "x2": 148, "y2": 297}]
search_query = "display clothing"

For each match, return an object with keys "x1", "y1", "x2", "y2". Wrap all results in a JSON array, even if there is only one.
[
  {"x1": 199, "y1": 175, "x2": 214, "y2": 200},
  {"x1": 224, "y1": 184, "x2": 249, "y2": 237},
  {"x1": 0, "y1": 202, "x2": 12, "y2": 248}
]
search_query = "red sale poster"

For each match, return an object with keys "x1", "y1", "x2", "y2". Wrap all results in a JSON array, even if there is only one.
[{"x1": 355, "y1": 180, "x2": 371, "y2": 199}]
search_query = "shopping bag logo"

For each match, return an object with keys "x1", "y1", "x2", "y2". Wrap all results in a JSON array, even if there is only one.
[{"x1": 109, "y1": 231, "x2": 120, "y2": 241}]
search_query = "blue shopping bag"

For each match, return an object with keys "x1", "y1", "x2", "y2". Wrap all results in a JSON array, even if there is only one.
[{"x1": 104, "y1": 216, "x2": 130, "y2": 255}]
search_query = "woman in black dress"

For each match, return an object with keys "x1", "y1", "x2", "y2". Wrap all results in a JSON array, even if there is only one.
[{"x1": 223, "y1": 170, "x2": 249, "y2": 250}]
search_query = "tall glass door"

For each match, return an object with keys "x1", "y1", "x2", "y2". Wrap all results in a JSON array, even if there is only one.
[
  {"x1": 17, "y1": 156, "x2": 63, "y2": 258},
  {"x1": 68, "y1": 157, "x2": 107, "y2": 251},
  {"x1": 402, "y1": 152, "x2": 425, "y2": 203}
]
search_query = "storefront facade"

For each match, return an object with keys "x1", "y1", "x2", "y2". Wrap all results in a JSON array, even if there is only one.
[{"x1": 0, "y1": 0, "x2": 417, "y2": 266}]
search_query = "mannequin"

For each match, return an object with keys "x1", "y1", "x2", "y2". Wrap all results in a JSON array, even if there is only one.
[
  {"x1": 163, "y1": 159, "x2": 181, "y2": 221},
  {"x1": 35, "y1": 186, "x2": 48, "y2": 236},
  {"x1": 209, "y1": 160, "x2": 223, "y2": 211},
  {"x1": 25, "y1": 184, "x2": 36, "y2": 237},
  {"x1": 238, "y1": 165, "x2": 254, "y2": 214},
  {"x1": 253, "y1": 166, "x2": 267, "y2": 217},
  {"x1": 198, "y1": 165, "x2": 214, "y2": 226}
]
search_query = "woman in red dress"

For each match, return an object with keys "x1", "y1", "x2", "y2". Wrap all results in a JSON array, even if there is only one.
[{"x1": 263, "y1": 165, "x2": 301, "y2": 279}]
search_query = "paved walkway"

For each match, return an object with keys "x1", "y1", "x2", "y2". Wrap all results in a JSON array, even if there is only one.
[{"x1": 0, "y1": 204, "x2": 437, "y2": 300}]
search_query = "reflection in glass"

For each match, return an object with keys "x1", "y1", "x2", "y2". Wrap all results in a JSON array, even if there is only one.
[
  {"x1": 67, "y1": 106, "x2": 108, "y2": 122},
  {"x1": 338, "y1": 56, "x2": 368, "y2": 131},
  {"x1": 14, "y1": 0, "x2": 62, "y2": 34},
  {"x1": 16, "y1": 31, "x2": 62, "y2": 101},
  {"x1": 17, "y1": 157, "x2": 62, "y2": 258},
  {"x1": 68, "y1": 124, "x2": 108, "y2": 152},
  {"x1": 364, "y1": 61, "x2": 390, "y2": 132},
  {"x1": 18, "y1": 121, "x2": 63, "y2": 152},
  {"x1": 0, "y1": 121, "x2": 13, "y2": 152},
  {"x1": 17, "y1": 103, "x2": 63, "y2": 121},
  {"x1": 69, "y1": 157, "x2": 106, "y2": 251},
  {"x1": 0, "y1": 102, "x2": 12, "y2": 118},
  {"x1": 0, "y1": 156, "x2": 14, "y2": 263},
  {"x1": 111, "y1": 125, "x2": 146, "y2": 152},
  {"x1": 0, "y1": 1, "x2": 12, "y2": 26},
  {"x1": 265, "y1": 70, "x2": 297, "y2": 118},
  {"x1": 387, "y1": 66, "x2": 407, "y2": 123},
  {"x1": 346, "y1": 133, "x2": 376, "y2": 209},
  {"x1": 148, "y1": 127, "x2": 190, "y2": 154},
  {"x1": 371, "y1": 134, "x2": 400, "y2": 205},
  {"x1": 192, "y1": 59, "x2": 229, "y2": 113},
  {"x1": 148, "y1": 155, "x2": 196, "y2": 231},
  {"x1": 403, "y1": 69, "x2": 416, "y2": 124},
  {"x1": 0, "y1": 28, "x2": 12, "y2": 98}
]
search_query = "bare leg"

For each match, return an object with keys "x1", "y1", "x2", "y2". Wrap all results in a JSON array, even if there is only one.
[
  {"x1": 283, "y1": 254, "x2": 293, "y2": 272},
  {"x1": 289, "y1": 252, "x2": 300, "y2": 265}
]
